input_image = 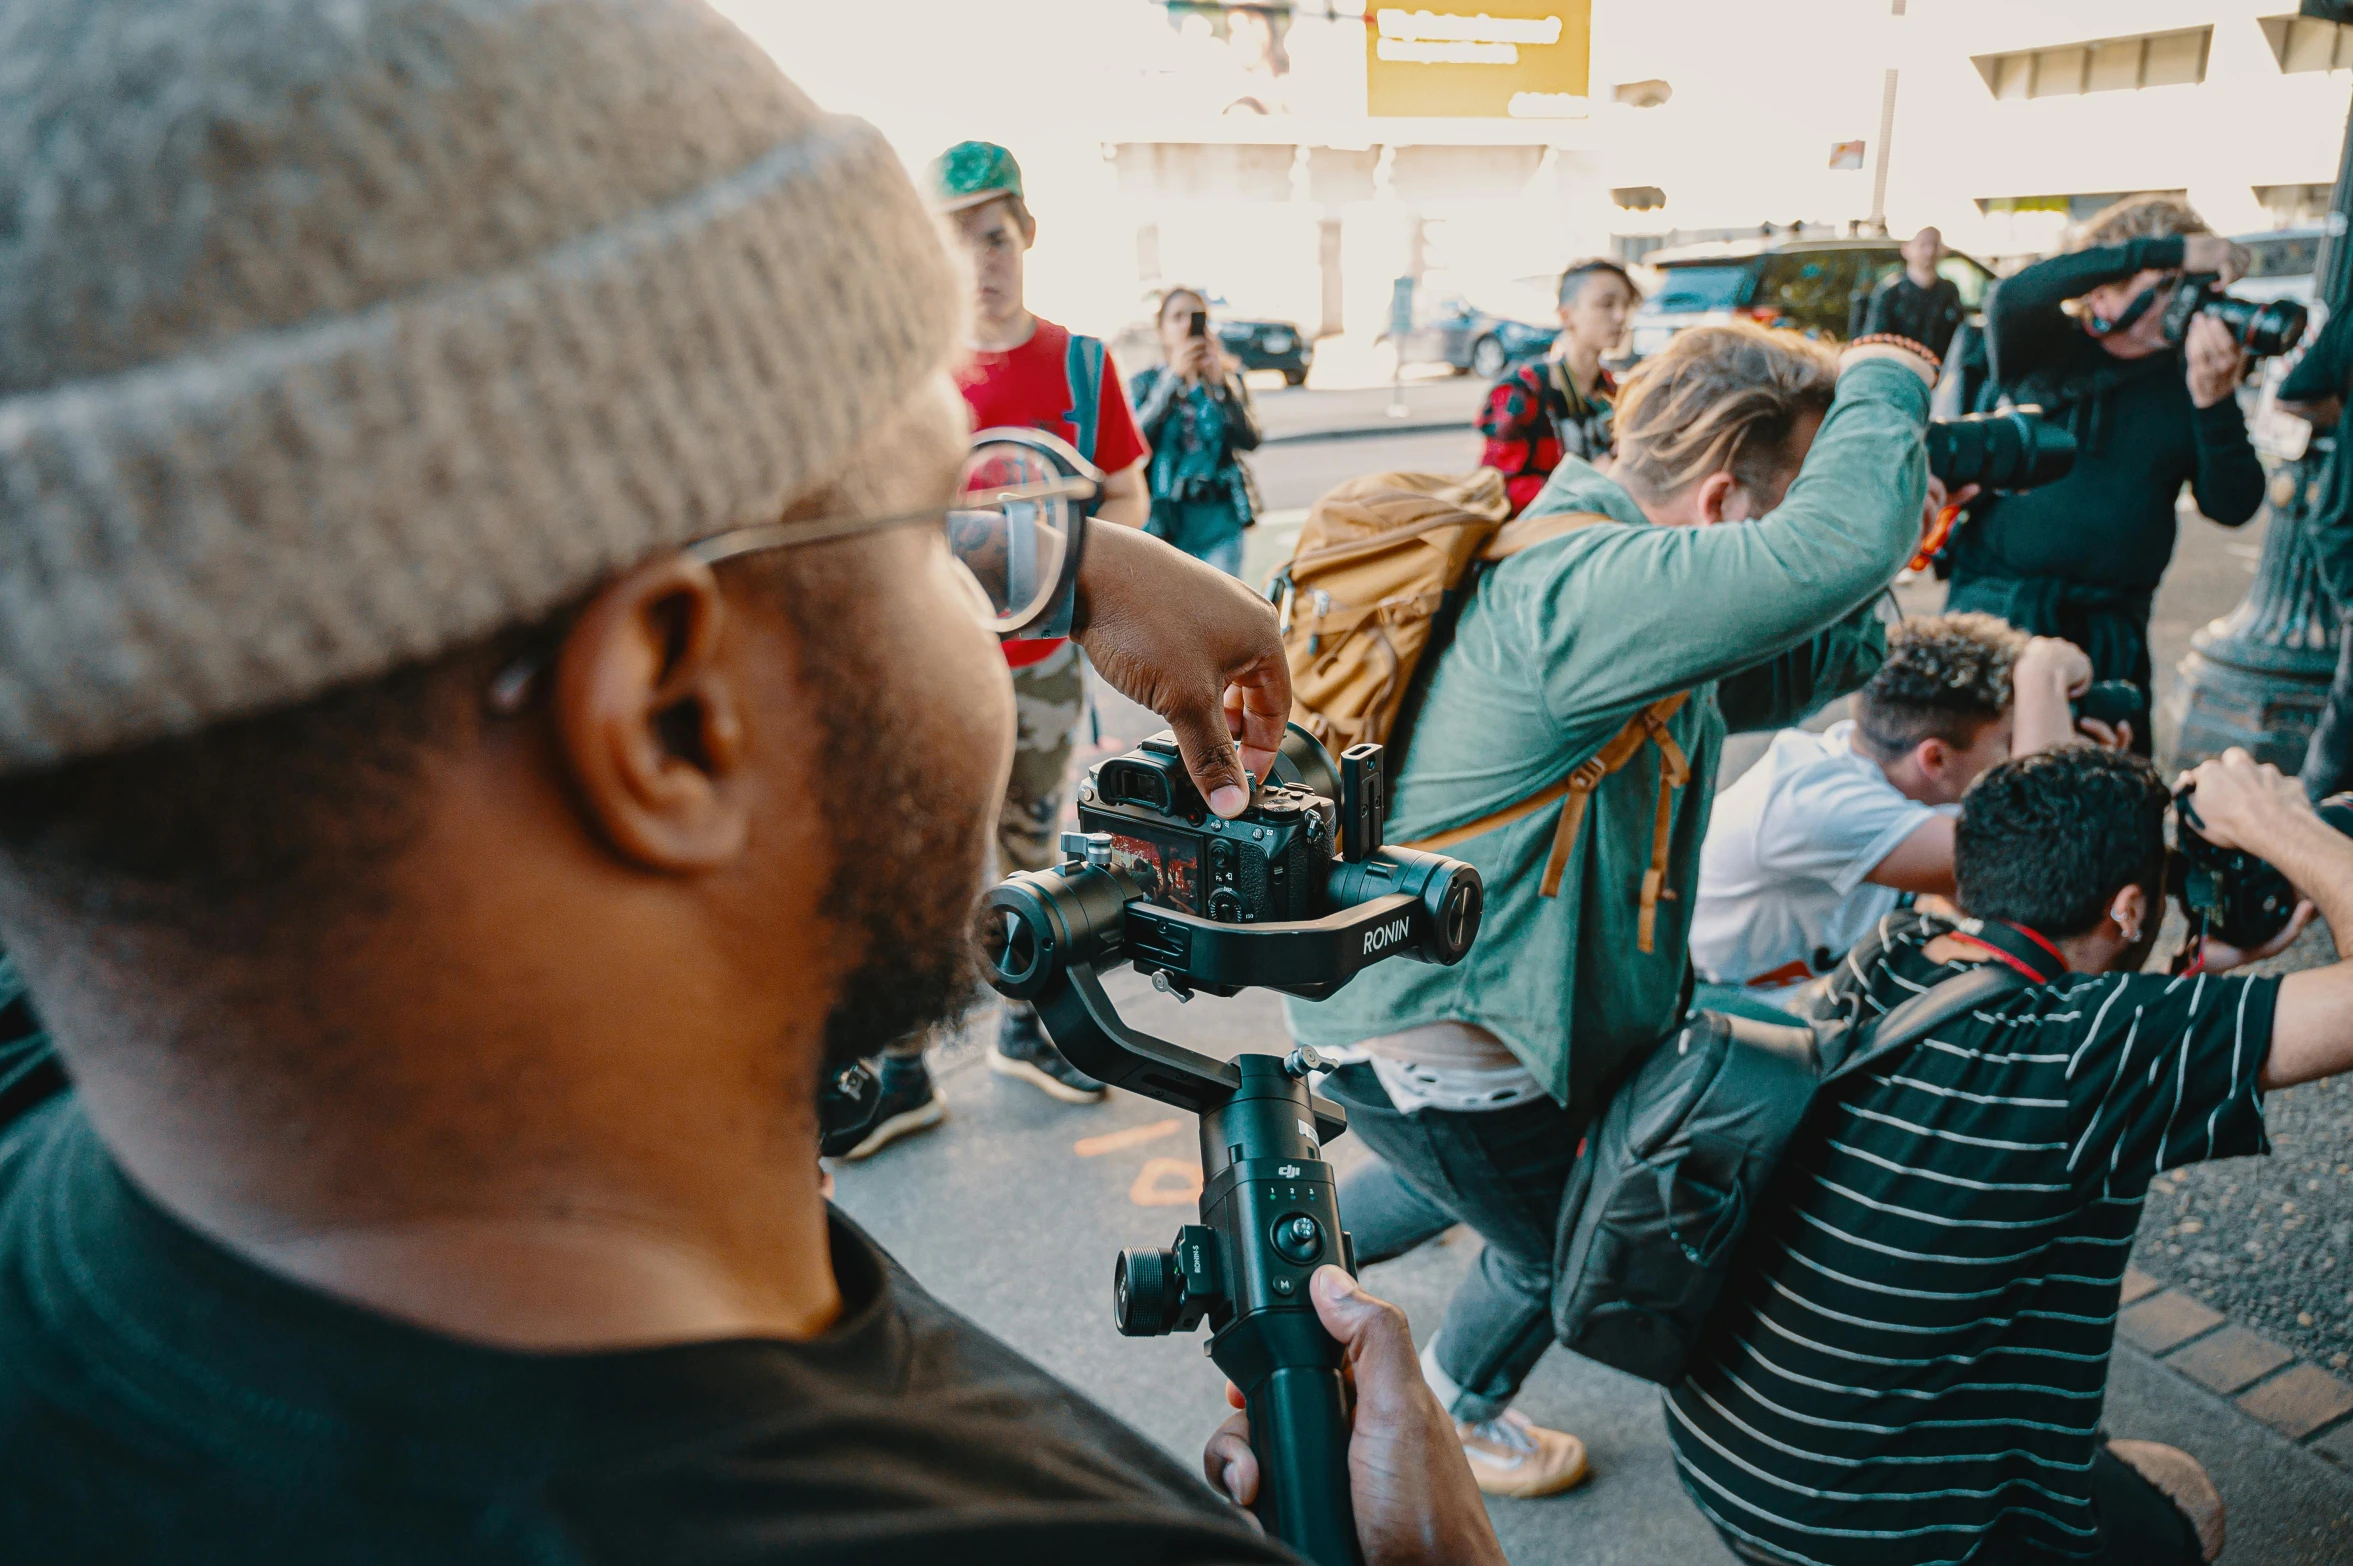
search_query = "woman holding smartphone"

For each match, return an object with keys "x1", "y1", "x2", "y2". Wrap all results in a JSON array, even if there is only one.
[{"x1": 1129, "y1": 286, "x2": 1263, "y2": 577}]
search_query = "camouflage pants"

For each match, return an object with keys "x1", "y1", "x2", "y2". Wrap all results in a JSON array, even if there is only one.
[{"x1": 1001, "y1": 641, "x2": 1086, "y2": 875}]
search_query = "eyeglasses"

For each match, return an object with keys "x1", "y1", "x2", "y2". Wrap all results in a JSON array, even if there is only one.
[{"x1": 486, "y1": 434, "x2": 1098, "y2": 715}]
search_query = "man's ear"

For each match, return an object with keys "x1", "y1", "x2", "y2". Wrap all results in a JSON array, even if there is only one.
[
  {"x1": 551, "y1": 554, "x2": 750, "y2": 871},
  {"x1": 2109, "y1": 882, "x2": 2150, "y2": 946},
  {"x1": 1692, "y1": 470, "x2": 1740, "y2": 526},
  {"x1": 1914, "y1": 737, "x2": 1951, "y2": 779}
]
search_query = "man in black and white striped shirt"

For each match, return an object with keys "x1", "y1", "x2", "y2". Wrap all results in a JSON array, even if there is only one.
[{"x1": 1670, "y1": 744, "x2": 2353, "y2": 1566}]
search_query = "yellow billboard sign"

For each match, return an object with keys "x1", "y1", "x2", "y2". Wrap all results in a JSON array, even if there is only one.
[{"x1": 1364, "y1": 2, "x2": 1592, "y2": 118}]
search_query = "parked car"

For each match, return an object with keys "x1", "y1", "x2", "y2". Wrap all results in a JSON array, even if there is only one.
[
  {"x1": 1617, "y1": 237, "x2": 1997, "y2": 368},
  {"x1": 1213, "y1": 315, "x2": 1313, "y2": 385},
  {"x1": 1109, "y1": 297, "x2": 1314, "y2": 387},
  {"x1": 1392, "y1": 290, "x2": 1556, "y2": 379}
]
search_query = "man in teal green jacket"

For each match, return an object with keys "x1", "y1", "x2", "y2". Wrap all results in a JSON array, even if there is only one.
[{"x1": 1288, "y1": 327, "x2": 1940, "y2": 1496}]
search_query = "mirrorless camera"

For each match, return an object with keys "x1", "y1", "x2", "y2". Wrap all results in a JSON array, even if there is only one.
[
  {"x1": 1927, "y1": 407, "x2": 2077, "y2": 492},
  {"x1": 2161, "y1": 274, "x2": 2310, "y2": 361},
  {"x1": 1050, "y1": 727, "x2": 1482, "y2": 996},
  {"x1": 2173, "y1": 788, "x2": 2353, "y2": 949}
]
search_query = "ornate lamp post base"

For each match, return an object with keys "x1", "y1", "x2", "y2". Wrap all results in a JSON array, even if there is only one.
[{"x1": 2170, "y1": 451, "x2": 2341, "y2": 771}]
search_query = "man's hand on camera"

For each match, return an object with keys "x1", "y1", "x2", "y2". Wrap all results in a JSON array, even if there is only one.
[
  {"x1": 2017, "y1": 636, "x2": 2093, "y2": 697},
  {"x1": 2182, "y1": 235, "x2": 2251, "y2": 285},
  {"x1": 2179, "y1": 747, "x2": 2316, "y2": 856},
  {"x1": 1202, "y1": 1268, "x2": 1506, "y2": 1566},
  {"x1": 2074, "y1": 717, "x2": 2134, "y2": 752},
  {"x1": 1071, "y1": 522, "x2": 1291, "y2": 818},
  {"x1": 2185, "y1": 312, "x2": 2249, "y2": 409},
  {"x1": 2197, "y1": 900, "x2": 2318, "y2": 975}
]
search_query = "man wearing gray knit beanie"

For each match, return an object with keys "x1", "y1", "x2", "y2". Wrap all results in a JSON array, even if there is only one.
[{"x1": 0, "y1": 2, "x2": 1504, "y2": 1562}]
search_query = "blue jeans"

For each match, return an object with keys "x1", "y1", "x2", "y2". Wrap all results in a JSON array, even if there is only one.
[
  {"x1": 1156, "y1": 496, "x2": 1248, "y2": 578},
  {"x1": 1194, "y1": 530, "x2": 1246, "y2": 579},
  {"x1": 1324, "y1": 1064, "x2": 1592, "y2": 1422}
]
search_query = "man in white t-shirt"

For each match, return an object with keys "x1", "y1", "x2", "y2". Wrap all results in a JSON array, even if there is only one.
[{"x1": 1690, "y1": 613, "x2": 2094, "y2": 1003}]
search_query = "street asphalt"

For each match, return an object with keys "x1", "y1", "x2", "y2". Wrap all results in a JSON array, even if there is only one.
[{"x1": 835, "y1": 388, "x2": 2353, "y2": 1561}]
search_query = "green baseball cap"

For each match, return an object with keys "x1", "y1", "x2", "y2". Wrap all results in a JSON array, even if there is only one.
[{"x1": 927, "y1": 139, "x2": 1024, "y2": 214}]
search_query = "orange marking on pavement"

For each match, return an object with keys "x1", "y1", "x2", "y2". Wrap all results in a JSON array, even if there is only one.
[
  {"x1": 1075, "y1": 1118, "x2": 1185, "y2": 1158},
  {"x1": 1130, "y1": 1157, "x2": 1205, "y2": 1207}
]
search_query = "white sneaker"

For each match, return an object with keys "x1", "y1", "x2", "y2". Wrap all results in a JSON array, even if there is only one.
[{"x1": 1456, "y1": 1408, "x2": 1590, "y2": 1498}]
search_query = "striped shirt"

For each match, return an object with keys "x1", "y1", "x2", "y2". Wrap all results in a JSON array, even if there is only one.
[{"x1": 1667, "y1": 910, "x2": 2276, "y2": 1565}]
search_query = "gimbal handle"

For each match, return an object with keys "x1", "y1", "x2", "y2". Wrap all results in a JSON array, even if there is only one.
[{"x1": 983, "y1": 869, "x2": 1364, "y2": 1565}]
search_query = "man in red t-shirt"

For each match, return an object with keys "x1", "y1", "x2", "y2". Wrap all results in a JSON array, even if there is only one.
[{"x1": 841, "y1": 141, "x2": 1150, "y2": 1156}]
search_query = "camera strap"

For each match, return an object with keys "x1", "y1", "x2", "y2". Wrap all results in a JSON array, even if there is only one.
[
  {"x1": 1404, "y1": 690, "x2": 1692, "y2": 951},
  {"x1": 1944, "y1": 917, "x2": 2068, "y2": 984},
  {"x1": 2085, "y1": 280, "x2": 2164, "y2": 339}
]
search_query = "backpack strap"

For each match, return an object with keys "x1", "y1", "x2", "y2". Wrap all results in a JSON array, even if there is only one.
[
  {"x1": 1479, "y1": 507, "x2": 1617, "y2": 562},
  {"x1": 1064, "y1": 332, "x2": 1107, "y2": 467},
  {"x1": 1821, "y1": 963, "x2": 2031, "y2": 1088},
  {"x1": 1401, "y1": 508, "x2": 1695, "y2": 951},
  {"x1": 1403, "y1": 690, "x2": 1690, "y2": 946}
]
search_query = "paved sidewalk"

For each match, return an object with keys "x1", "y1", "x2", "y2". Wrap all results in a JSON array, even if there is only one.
[{"x1": 837, "y1": 973, "x2": 2353, "y2": 1564}]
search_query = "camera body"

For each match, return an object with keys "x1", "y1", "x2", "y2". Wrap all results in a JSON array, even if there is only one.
[
  {"x1": 2174, "y1": 790, "x2": 2353, "y2": 948},
  {"x1": 1081, "y1": 736, "x2": 1334, "y2": 925},
  {"x1": 1926, "y1": 407, "x2": 2077, "y2": 492},
  {"x1": 2160, "y1": 274, "x2": 2309, "y2": 360},
  {"x1": 2071, "y1": 679, "x2": 2148, "y2": 738}
]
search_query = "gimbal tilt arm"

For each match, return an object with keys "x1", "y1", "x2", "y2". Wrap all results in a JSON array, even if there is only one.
[{"x1": 984, "y1": 837, "x2": 1481, "y2": 1566}]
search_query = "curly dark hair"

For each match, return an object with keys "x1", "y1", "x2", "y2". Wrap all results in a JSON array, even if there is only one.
[
  {"x1": 1852, "y1": 612, "x2": 2028, "y2": 760},
  {"x1": 1956, "y1": 747, "x2": 2171, "y2": 938}
]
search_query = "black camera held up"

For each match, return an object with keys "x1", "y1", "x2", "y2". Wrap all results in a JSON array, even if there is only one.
[
  {"x1": 2173, "y1": 787, "x2": 2353, "y2": 952},
  {"x1": 2159, "y1": 273, "x2": 2309, "y2": 361},
  {"x1": 983, "y1": 727, "x2": 1482, "y2": 1566},
  {"x1": 1926, "y1": 407, "x2": 2077, "y2": 493}
]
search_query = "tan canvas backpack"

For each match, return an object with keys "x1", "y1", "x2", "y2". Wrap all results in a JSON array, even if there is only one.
[{"x1": 1266, "y1": 469, "x2": 1690, "y2": 952}]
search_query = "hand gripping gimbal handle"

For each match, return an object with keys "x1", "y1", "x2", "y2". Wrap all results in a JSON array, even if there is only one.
[
  {"x1": 983, "y1": 870, "x2": 1362, "y2": 1564},
  {"x1": 1196, "y1": 1055, "x2": 1364, "y2": 1566}
]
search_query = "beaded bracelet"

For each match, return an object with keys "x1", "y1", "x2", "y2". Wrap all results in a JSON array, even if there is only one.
[{"x1": 1847, "y1": 333, "x2": 1943, "y2": 377}]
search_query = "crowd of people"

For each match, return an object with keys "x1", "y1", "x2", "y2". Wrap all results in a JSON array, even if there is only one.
[{"x1": 3, "y1": 5, "x2": 2353, "y2": 1566}]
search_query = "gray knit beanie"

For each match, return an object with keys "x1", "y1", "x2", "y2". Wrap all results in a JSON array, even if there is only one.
[{"x1": 0, "y1": 0, "x2": 960, "y2": 773}]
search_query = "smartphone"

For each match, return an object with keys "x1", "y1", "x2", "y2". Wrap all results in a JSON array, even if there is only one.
[{"x1": 1187, "y1": 309, "x2": 1208, "y2": 339}]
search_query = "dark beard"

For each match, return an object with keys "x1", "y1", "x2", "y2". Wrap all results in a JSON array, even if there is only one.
[{"x1": 777, "y1": 553, "x2": 994, "y2": 1081}]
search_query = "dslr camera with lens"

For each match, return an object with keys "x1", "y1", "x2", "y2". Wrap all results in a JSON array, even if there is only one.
[
  {"x1": 2173, "y1": 787, "x2": 2353, "y2": 953},
  {"x1": 983, "y1": 727, "x2": 1481, "y2": 1566},
  {"x1": 1926, "y1": 406, "x2": 2077, "y2": 492},
  {"x1": 2160, "y1": 274, "x2": 2310, "y2": 361}
]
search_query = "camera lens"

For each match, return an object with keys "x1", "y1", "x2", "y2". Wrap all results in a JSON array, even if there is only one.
[
  {"x1": 2203, "y1": 294, "x2": 2310, "y2": 359},
  {"x1": 1926, "y1": 409, "x2": 2076, "y2": 493}
]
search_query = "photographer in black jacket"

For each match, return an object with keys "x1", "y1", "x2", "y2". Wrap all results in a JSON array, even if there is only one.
[{"x1": 1947, "y1": 195, "x2": 2264, "y2": 735}]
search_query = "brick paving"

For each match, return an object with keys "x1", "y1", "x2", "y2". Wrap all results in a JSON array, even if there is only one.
[{"x1": 2133, "y1": 921, "x2": 2353, "y2": 1383}]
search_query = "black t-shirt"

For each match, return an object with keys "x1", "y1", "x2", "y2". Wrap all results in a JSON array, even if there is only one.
[
  {"x1": 0, "y1": 1090, "x2": 1293, "y2": 1564},
  {"x1": 1955, "y1": 237, "x2": 2266, "y2": 594},
  {"x1": 1862, "y1": 272, "x2": 1964, "y2": 362}
]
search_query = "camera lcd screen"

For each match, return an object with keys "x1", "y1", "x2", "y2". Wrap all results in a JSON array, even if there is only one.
[{"x1": 1105, "y1": 824, "x2": 1202, "y2": 915}]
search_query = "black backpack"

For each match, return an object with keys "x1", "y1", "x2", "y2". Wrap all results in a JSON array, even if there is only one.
[{"x1": 1549, "y1": 960, "x2": 2029, "y2": 1386}]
